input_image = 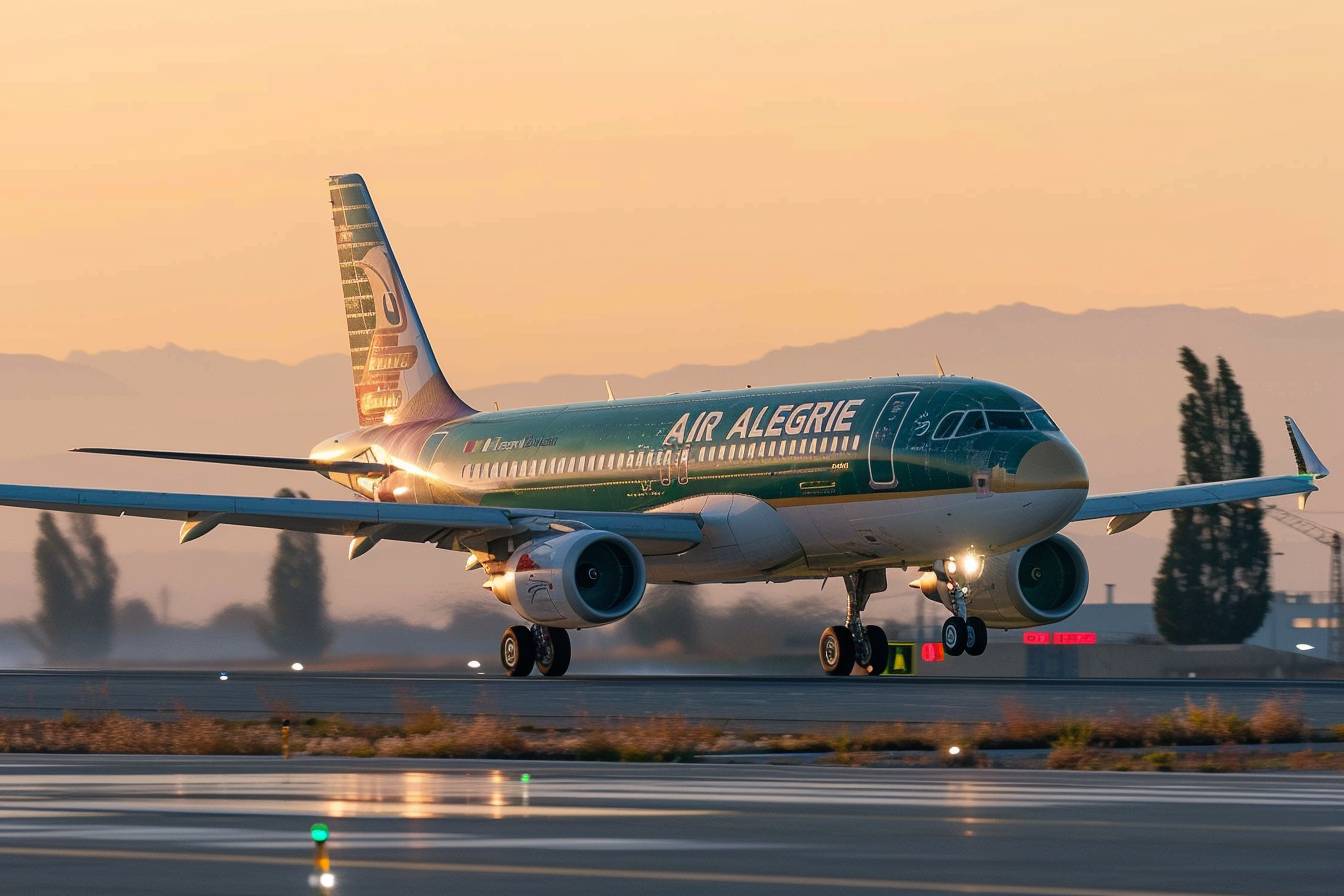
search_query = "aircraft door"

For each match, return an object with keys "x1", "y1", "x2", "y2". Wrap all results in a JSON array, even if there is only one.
[{"x1": 868, "y1": 391, "x2": 919, "y2": 489}]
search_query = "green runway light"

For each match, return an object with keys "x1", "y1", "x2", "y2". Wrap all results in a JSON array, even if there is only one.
[
  {"x1": 520, "y1": 773, "x2": 531, "y2": 783},
  {"x1": 310, "y1": 823, "x2": 330, "y2": 843}
]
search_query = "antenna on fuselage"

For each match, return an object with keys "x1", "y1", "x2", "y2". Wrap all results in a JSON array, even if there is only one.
[
  {"x1": 605, "y1": 380, "x2": 615, "y2": 402},
  {"x1": 934, "y1": 355, "x2": 947, "y2": 377}
]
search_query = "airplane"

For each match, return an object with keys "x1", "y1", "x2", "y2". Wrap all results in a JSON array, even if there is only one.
[{"x1": 0, "y1": 174, "x2": 1328, "y2": 677}]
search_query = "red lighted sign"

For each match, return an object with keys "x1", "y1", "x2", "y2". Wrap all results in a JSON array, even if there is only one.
[
  {"x1": 1023, "y1": 631, "x2": 1098, "y2": 645},
  {"x1": 920, "y1": 642, "x2": 945, "y2": 662}
]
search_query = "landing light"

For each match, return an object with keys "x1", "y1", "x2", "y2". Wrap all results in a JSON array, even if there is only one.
[
  {"x1": 467, "y1": 660, "x2": 481, "y2": 669},
  {"x1": 960, "y1": 553, "x2": 981, "y2": 578},
  {"x1": 218, "y1": 672, "x2": 229, "y2": 682},
  {"x1": 1295, "y1": 643, "x2": 1316, "y2": 652},
  {"x1": 947, "y1": 745, "x2": 962, "y2": 756}
]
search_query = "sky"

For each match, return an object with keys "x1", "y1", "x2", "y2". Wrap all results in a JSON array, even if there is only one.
[{"x1": 4, "y1": 1, "x2": 1340, "y2": 387}]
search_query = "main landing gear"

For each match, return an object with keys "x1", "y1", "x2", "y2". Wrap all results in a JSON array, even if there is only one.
[
  {"x1": 817, "y1": 570, "x2": 889, "y2": 676},
  {"x1": 500, "y1": 624, "x2": 572, "y2": 677}
]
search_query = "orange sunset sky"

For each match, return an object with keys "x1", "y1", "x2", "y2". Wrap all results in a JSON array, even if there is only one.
[{"x1": 5, "y1": 2, "x2": 1340, "y2": 387}]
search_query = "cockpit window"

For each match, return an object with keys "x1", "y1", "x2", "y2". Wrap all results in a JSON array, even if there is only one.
[
  {"x1": 954, "y1": 410, "x2": 987, "y2": 437},
  {"x1": 1026, "y1": 409, "x2": 1060, "y2": 432},
  {"x1": 932, "y1": 412, "x2": 963, "y2": 440},
  {"x1": 985, "y1": 410, "x2": 1033, "y2": 431}
]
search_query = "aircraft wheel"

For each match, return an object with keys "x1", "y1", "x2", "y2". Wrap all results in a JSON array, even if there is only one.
[
  {"x1": 942, "y1": 617, "x2": 968, "y2": 657},
  {"x1": 818, "y1": 625, "x2": 855, "y2": 676},
  {"x1": 860, "y1": 625, "x2": 889, "y2": 676},
  {"x1": 965, "y1": 617, "x2": 988, "y2": 657},
  {"x1": 500, "y1": 625, "x2": 536, "y2": 676},
  {"x1": 536, "y1": 627, "x2": 571, "y2": 677}
]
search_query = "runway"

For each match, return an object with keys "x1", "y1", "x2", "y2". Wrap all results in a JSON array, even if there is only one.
[
  {"x1": 0, "y1": 754, "x2": 1338, "y2": 895},
  {"x1": 0, "y1": 671, "x2": 1341, "y2": 730}
]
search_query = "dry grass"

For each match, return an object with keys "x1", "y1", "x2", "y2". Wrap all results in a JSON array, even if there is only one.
[{"x1": 0, "y1": 693, "x2": 1335, "y2": 769}]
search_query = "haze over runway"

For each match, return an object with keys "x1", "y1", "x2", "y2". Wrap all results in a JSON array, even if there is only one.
[{"x1": 0, "y1": 755, "x2": 1338, "y2": 895}]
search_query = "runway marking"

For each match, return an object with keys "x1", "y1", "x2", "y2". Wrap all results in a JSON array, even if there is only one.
[
  {"x1": 0, "y1": 845, "x2": 1244, "y2": 896},
  {"x1": 0, "y1": 823, "x2": 756, "y2": 852}
]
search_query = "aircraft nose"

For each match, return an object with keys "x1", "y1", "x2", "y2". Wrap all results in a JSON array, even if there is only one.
[{"x1": 1014, "y1": 438, "x2": 1089, "y2": 494}]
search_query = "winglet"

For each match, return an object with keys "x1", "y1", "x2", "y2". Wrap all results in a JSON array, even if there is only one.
[{"x1": 1285, "y1": 417, "x2": 1329, "y2": 479}]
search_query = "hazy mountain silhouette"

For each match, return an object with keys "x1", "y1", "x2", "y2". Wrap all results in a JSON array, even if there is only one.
[{"x1": 0, "y1": 304, "x2": 1337, "y2": 624}]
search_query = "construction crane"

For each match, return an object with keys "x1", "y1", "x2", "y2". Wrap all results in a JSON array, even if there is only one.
[{"x1": 1264, "y1": 506, "x2": 1343, "y2": 661}]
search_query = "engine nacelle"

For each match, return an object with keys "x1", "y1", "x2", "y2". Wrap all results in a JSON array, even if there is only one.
[
  {"x1": 919, "y1": 534, "x2": 1089, "y2": 629},
  {"x1": 490, "y1": 529, "x2": 647, "y2": 629}
]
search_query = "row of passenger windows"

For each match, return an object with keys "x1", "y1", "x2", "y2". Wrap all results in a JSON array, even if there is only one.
[
  {"x1": 463, "y1": 448, "x2": 683, "y2": 482},
  {"x1": 932, "y1": 408, "x2": 1059, "y2": 440},
  {"x1": 459, "y1": 434, "x2": 862, "y2": 483},
  {"x1": 695, "y1": 433, "x2": 859, "y2": 463}
]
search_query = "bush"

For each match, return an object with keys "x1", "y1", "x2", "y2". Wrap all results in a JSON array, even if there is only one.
[{"x1": 1249, "y1": 697, "x2": 1307, "y2": 743}]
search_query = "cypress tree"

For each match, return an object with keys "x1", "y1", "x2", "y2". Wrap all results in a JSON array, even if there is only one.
[
  {"x1": 31, "y1": 512, "x2": 118, "y2": 662},
  {"x1": 257, "y1": 489, "x2": 333, "y2": 659},
  {"x1": 1153, "y1": 348, "x2": 1271, "y2": 643}
]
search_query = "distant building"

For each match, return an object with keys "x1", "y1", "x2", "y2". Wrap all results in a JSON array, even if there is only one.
[{"x1": 1021, "y1": 590, "x2": 1337, "y2": 653}]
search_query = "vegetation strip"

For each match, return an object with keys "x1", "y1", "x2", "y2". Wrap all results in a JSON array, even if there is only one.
[{"x1": 0, "y1": 696, "x2": 1340, "y2": 771}]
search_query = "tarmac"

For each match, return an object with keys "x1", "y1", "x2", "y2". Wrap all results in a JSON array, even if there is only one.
[
  {"x1": 0, "y1": 754, "x2": 1338, "y2": 895},
  {"x1": 0, "y1": 670, "x2": 1341, "y2": 730}
]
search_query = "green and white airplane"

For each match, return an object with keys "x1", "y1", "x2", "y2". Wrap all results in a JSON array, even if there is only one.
[{"x1": 1, "y1": 174, "x2": 1328, "y2": 676}]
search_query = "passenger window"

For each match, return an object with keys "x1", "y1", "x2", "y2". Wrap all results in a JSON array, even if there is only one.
[
  {"x1": 933, "y1": 412, "x2": 962, "y2": 440},
  {"x1": 1027, "y1": 409, "x2": 1060, "y2": 432},
  {"x1": 955, "y1": 411, "x2": 987, "y2": 437},
  {"x1": 985, "y1": 411, "x2": 1033, "y2": 431}
]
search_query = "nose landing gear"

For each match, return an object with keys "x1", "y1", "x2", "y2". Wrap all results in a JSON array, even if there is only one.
[
  {"x1": 939, "y1": 584, "x2": 988, "y2": 657},
  {"x1": 817, "y1": 570, "x2": 889, "y2": 676}
]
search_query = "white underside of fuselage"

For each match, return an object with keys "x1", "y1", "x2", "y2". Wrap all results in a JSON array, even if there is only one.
[{"x1": 643, "y1": 487, "x2": 1087, "y2": 585}]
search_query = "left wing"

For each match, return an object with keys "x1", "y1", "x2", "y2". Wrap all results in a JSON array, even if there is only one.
[
  {"x1": 0, "y1": 484, "x2": 703, "y2": 557},
  {"x1": 1075, "y1": 416, "x2": 1329, "y2": 535}
]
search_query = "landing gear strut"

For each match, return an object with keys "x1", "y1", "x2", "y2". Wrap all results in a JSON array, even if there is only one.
[
  {"x1": 817, "y1": 570, "x2": 889, "y2": 677},
  {"x1": 500, "y1": 625, "x2": 572, "y2": 677}
]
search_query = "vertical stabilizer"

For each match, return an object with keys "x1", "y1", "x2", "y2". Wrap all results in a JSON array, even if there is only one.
[{"x1": 329, "y1": 173, "x2": 475, "y2": 427}]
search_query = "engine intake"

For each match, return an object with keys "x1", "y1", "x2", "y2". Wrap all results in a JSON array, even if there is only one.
[
  {"x1": 491, "y1": 529, "x2": 646, "y2": 628},
  {"x1": 919, "y1": 534, "x2": 1088, "y2": 629}
]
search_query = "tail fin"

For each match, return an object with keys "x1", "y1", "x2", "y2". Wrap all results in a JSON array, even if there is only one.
[{"x1": 329, "y1": 173, "x2": 475, "y2": 427}]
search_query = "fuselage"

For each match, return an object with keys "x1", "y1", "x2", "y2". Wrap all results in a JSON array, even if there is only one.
[{"x1": 311, "y1": 376, "x2": 1089, "y2": 582}]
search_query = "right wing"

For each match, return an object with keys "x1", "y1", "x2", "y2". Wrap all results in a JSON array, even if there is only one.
[
  {"x1": 0, "y1": 484, "x2": 702, "y2": 558},
  {"x1": 1074, "y1": 416, "x2": 1329, "y2": 535}
]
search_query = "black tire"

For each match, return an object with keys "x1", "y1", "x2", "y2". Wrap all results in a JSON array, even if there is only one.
[
  {"x1": 861, "y1": 625, "x2": 889, "y2": 676},
  {"x1": 942, "y1": 616, "x2": 968, "y2": 657},
  {"x1": 818, "y1": 625, "x2": 855, "y2": 676},
  {"x1": 500, "y1": 625, "x2": 536, "y2": 676},
  {"x1": 537, "y1": 627, "x2": 572, "y2": 677},
  {"x1": 965, "y1": 617, "x2": 988, "y2": 657}
]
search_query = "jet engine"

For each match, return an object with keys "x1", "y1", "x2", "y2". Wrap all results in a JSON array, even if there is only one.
[
  {"x1": 919, "y1": 534, "x2": 1089, "y2": 629},
  {"x1": 489, "y1": 529, "x2": 647, "y2": 629}
]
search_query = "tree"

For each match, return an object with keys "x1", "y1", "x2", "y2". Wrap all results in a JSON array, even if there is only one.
[
  {"x1": 257, "y1": 489, "x2": 333, "y2": 659},
  {"x1": 31, "y1": 512, "x2": 118, "y2": 662},
  {"x1": 1153, "y1": 348, "x2": 1272, "y2": 643}
]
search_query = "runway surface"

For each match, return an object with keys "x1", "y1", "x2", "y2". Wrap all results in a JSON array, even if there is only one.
[
  {"x1": 0, "y1": 671, "x2": 1341, "y2": 730},
  {"x1": 0, "y1": 754, "x2": 1338, "y2": 895}
]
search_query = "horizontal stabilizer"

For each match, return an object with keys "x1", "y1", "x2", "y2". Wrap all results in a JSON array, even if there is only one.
[{"x1": 71, "y1": 448, "x2": 388, "y2": 476}]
